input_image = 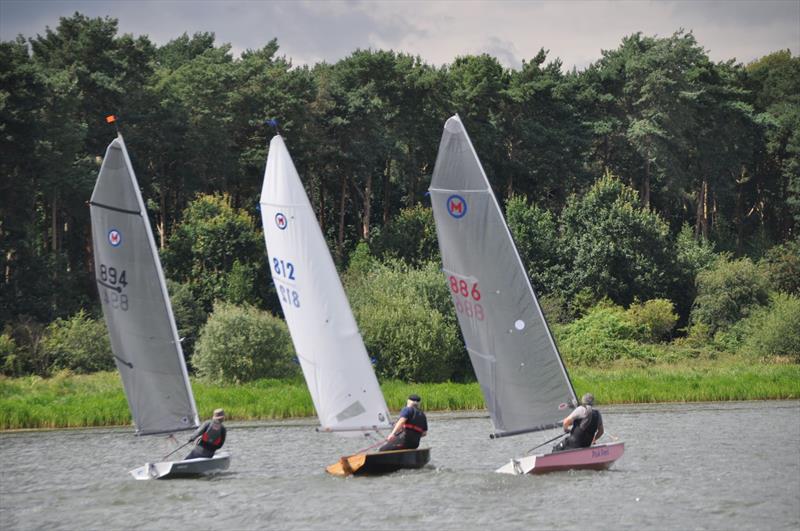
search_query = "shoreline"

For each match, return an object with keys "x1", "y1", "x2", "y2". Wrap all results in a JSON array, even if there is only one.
[{"x1": 2, "y1": 362, "x2": 798, "y2": 431}]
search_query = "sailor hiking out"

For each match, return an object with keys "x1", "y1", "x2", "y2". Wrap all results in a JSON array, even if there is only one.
[
  {"x1": 185, "y1": 408, "x2": 227, "y2": 459},
  {"x1": 553, "y1": 393, "x2": 604, "y2": 452},
  {"x1": 380, "y1": 394, "x2": 428, "y2": 451}
]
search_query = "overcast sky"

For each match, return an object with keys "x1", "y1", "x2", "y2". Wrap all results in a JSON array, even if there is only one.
[{"x1": 1, "y1": 0, "x2": 798, "y2": 70}]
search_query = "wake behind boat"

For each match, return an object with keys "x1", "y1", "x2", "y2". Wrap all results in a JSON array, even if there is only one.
[
  {"x1": 259, "y1": 133, "x2": 430, "y2": 476},
  {"x1": 428, "y1": 115, "x2": 623, "y2": 475},
  {"x1": 90, "y1": 129, "x2": 230, "y2": 480}
]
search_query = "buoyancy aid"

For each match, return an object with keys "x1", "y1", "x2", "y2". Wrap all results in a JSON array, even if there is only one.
[
  {"x1": 570, "y1": 408, "x2": 600, "y2": 448},
  {"x1": 402, "y1": 407, "x2": 427, "y2": 436},
  {"x1": 200, "y1": 421, "x2": 224, "y2": 449}
]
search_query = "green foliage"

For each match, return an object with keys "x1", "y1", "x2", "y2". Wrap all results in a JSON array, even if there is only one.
[
  {"x1": 758, "y1": 239, "x2": 800, "y2": 295},
  {"x1": 193, "y1": 302, "x2": 298, "y2": 383},
  {"x1": 505, "y1": 195, "x2": 562, "y2": 295},
  {"x1": 0, "y1": 333, "x2": 21, "y2": 376},
  {"x1": 370, "y1": 204, "x2": 440, "y2": 267},
  {"x1": 166, "y1": 279, "x2": 208, "y2": 364},
  {"x1": 556, "y1": 303, "x2": 652, "y2": 365},
  {"x1": 162, "y1": 194, "x2": 267, "y2": 311},
  {"x1": 738, "y1": 293, "x2": 800, "y2": 361},
  {"x1": 691, "y1": 257, "x2": 770, "y2": 334},
  {"x1": 41, "y1": 310, "x2": 113, "y2": 374},
  {"x1": 559, "y1": 172, "x2": 680, "y2": 307},
  {"x1": 347, "y1": 261, "x2": 466, "y2": 382},
  {"x1": 626, "y1": 299, "x2": 679, "y2": 342}
]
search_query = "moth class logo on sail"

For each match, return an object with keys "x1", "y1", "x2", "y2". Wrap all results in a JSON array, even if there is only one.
[
  {"x1": 447, "y1": 195, "x2": 467, "y2": 219},
  {"x1": 107, "y1": 229, "x2": 122, "y2": 247},
  {"x1": 275, "y1": 212, "x2": 288, "y2": 230}
]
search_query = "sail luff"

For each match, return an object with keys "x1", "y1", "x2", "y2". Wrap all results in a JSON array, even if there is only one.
[
  {"x1": 116, "y1": 135, "x2": 200, "y2": 430},
  {"x1": 454, "y1": 119, "x2": 578, "y2": 407}
]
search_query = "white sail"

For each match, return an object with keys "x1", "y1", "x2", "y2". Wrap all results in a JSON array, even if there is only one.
[
  {"x1": 429, "y1": 115, "x2": 577, "y2": 437},
  {"x1": 260, "y1": 135, "x2": 391, "y2": 436},
  {"x1": 90, "y1": 135, "x2": 199, "y2": 436}
]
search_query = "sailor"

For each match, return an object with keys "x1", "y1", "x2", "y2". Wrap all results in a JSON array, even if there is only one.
[
  {"x1": 379, "y1": 394, "x2": 428, "y2": 451},
  {"x1": 552, "y1": 393, "x2": 604, "y2": 452},
  {"x1": 185, "y1": 408, "x2": 227, "y2": 459}
]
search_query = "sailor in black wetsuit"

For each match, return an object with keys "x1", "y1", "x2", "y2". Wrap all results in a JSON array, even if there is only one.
[
  {"x1": 185, "y1": 408, "x2": 227, "y2": 459},
  {"x1": 380, "y1": 394, "x2": 428, "y2": 451},
  {"x1": 553, "y1": 393, "x2": 604, "y2": 452}
]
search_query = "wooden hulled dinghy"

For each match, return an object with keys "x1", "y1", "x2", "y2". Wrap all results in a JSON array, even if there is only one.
[
  {"x1": 260, "y1": 133, "x2": 431, "y2": 474},
  {"x1": 496, "y1": 442, "x2": 624, "y2": 475},
  {"x1": 326, "y1": 448, "x2": 431, "y2": 477},
  {"x1": 130, "y1": 451, "x2": 231, "y2": 480}
]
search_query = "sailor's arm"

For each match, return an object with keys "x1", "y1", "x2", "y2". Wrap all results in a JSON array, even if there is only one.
[{"x1": 387, "y1": 416, "x2": 407, "y2": 439}]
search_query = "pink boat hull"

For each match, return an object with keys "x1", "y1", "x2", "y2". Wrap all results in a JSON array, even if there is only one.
[{"x1": 496, "y1": 441, "x2": 625, "y2": 475}]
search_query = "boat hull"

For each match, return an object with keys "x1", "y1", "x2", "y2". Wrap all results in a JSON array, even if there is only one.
[
  {"x1": 496, "y1": 441, "x2": 624, "y2": 475},
  {"x1": 326, "y1": 448, "x2": 430, "y2": 476},
  {"x1": 129, "y1": 451, "x2": 231, "y2": 480}
]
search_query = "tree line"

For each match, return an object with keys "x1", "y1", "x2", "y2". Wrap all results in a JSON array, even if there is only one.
[{"x1": 1, "y1": 13, "x2": 798, "y2": 378}]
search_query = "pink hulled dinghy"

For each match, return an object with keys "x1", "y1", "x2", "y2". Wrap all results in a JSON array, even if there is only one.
[
  {"x1": 429, "y1": 115, "x2": 624, "y2": 474},
  {"x1": 496, "y1": 442, "x2": 625, "y2": 475}
]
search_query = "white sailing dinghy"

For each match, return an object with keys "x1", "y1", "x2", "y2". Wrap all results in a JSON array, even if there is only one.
[
  {"x1": 259, "y1": 135, "x2": 430, "y2": 476},
  {"x1": 428, "y1": 115, "x2": 623, "y2": 475},
  {"x1": 89, "y1": 133, "x2": 231, "y2": 480}
]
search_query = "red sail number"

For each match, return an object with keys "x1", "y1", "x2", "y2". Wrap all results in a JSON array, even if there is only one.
[{"x1": 449, "y1": 276, "x2": 481, "y2": 301}]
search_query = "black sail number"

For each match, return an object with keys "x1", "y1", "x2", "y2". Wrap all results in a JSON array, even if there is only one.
[{"x1": 98, "y1": 263, "x2": 129, "y2": 311}]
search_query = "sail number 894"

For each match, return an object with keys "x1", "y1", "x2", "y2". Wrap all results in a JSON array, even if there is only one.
[{"x1": 98, "y1": 263, "x2": 129, "y2": 311}]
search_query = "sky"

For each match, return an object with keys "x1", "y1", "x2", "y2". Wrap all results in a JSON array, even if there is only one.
[{"x1": 1, "y1": 0, "x2": 798, "y2": 70}]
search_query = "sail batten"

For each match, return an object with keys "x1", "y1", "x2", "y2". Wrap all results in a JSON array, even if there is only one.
[
  {"x1": 260, "y1": 135, "x2": 391, "y2": 437},
  {"x1": 90, "y1": 135, "x2": 199, "y2": 436},
  {"x1": 430, "y1": 115, "x2": 577, "y2": 437}
]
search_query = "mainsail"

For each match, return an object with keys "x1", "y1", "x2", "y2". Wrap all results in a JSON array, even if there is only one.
[
  {"x1": 90, "y1": 135, "x2": 199, "y2": 436},
  {"x1": 429, "y1": 115, "x2": 577, "y2": 437},
  {"x1": 260, "y1": 135, "x2": 391, "y2": 435}
]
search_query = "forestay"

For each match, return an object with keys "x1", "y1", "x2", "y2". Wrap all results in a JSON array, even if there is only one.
[
  {"x1": 429, "y1": 115, "x2": 577, "y2": 437},
  {"x1": 260, "y1": 135, "x2": 391, "y2": 436},
  {"x1": 90, "y1": 135, "x2": 199, "y2": 436}
]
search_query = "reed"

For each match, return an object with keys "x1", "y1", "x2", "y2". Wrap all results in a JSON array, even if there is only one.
[{"x1": 1, "y1": 362, "x2": 797, "y2": 430}]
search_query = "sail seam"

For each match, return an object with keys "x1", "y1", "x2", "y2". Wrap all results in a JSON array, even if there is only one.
[{"x1": 89, "y1": 201, "x2": 141, "y2": 216}]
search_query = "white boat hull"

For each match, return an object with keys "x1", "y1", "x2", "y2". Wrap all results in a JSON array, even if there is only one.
[
  {"x1": 129, "y1": 451, "x2": 231, "y2": 480},
  {"x1": 496, "y1": 441, "x2": 624, "y2": 475}
]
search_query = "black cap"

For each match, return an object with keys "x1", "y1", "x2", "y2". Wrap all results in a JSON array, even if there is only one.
[{"x1": 408, "y1": 394, "x2": 421, "y2": 402}]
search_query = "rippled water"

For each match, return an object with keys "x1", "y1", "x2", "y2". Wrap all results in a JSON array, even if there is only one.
[{"x1": 1, "y1": 401, "x2": 798, "y2": 530}]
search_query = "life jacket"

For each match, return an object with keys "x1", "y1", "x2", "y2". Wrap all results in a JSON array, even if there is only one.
[
  {"x1": 200, "y1": 421, "x2": 224, "y2": 449},
  {"x1": 402, "y1": 408, "x2": 427, "y2": 436},
  {"x1": 570, "y1": 408, "x2": 600, "y2": 448}
]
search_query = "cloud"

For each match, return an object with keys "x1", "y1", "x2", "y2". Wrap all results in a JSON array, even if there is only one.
[{"x1": 1, "y1": 0, "x2": 797, "y2": 70}]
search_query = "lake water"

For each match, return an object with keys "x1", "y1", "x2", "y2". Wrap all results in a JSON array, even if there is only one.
[{"x1": 1, "y1": 401, "x2": 798, "y2": 530}]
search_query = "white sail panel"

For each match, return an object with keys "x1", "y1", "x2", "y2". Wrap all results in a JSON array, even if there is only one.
[
  {"x1": 90, "y1": 136, "x2": 199, "y2": 436},
  {"x1": 260, "y1": 135, "x2": 391, "y2": 435},
  {"x1": 429, "y1": 116, "x2": 577, "y2": 436}
]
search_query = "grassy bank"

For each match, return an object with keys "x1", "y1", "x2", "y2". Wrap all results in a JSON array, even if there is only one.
[{"x1": 1, "y1": 362, "x2": 798, "y2": 430}]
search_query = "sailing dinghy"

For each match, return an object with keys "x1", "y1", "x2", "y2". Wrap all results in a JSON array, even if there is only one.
[
  {"x1": 260, "y1": 134, "x2": 430, "y2": 476},
  {"x1": 90, "y1": 134, "x2": 230, "y2": 480},
  {"x1": 428, "y1": 115, "x2": 623, "y2": 475}
]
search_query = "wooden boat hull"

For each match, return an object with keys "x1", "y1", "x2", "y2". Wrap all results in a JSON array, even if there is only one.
[
  {"x1": 129, "y1": 451, "x2": 231, "y2": 480},
  {"x1": 496, "y1": 442, "x2": 624, "y2": 475},
  {"x1": 326, "y1": 448, "x2": 431, "y2": 476}
]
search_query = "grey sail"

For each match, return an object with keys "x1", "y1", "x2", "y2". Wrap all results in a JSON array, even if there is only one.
[
  {"x1": 90, "y1": 135, "x2": 199, "y2": 436},
  {"x1": 429, "y1": 115, "x2": 576, "y2": 437}
]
